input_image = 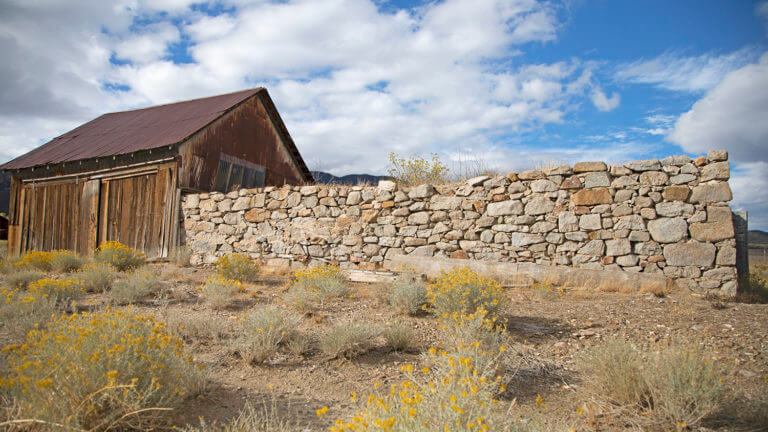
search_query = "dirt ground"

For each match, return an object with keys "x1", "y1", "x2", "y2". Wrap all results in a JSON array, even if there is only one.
[{"x1": 73, "y1": 262, "x2": 768, "y2": 432}]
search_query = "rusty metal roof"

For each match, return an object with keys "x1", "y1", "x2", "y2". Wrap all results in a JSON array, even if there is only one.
[{"x1": 1, "y1": 88, "x2": 311, "y2": 180}]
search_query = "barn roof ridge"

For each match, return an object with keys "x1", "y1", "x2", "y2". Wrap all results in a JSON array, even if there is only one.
[{"x1": 0, "y1": 88, "x2": 310, "y2": 180}]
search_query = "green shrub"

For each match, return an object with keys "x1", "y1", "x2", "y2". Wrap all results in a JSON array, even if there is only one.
[
  {"x1": 382, "y1": 322, "x2": 414, "y2": 352},
  {"x1": 214, "y1": 253, "x2": 260, "y2": 282},
  {"x1": 0, "y1": 309, "x2": 204, "y2": 431},
  {"x1": 285, "y1": 265, "x2": 349, "y2": 312},
  {"x1": 387, "y1": 152, "x2": 450, "y2": 186},
  {"x1": 427, "y1": 266, "x2": 506, "y2": 319},
  {"x1": 109, "y1": 267, "x2": 161, "y2": 304},
  {"x1": 200, "y1": 275, "x2": 242, "y2": 310},
  {"x1": 73, "y1": 262, "x2": 117, "y2": 293},
  {"x1": 388, "y1": 272, "x2": 427, "y2": 315},
  {"x1": 319, "y1": 322, "x2": 376, "y2": 359},
  {"x1": 94, "y1": 241, "x2": 145, "y2": 271},
  {"x1": 3, "y1": 269, "x2": 46, "y2": 289},
  {"x1": 239, "y1": 305, "x2": 301, "y2": 364},
  {"x1": 49, "y1": 250, "x2": 86, "y2": 273}
]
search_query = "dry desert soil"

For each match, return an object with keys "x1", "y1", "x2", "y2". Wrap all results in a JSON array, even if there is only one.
[{"x1": 88, "y1": 263, "x2": 768, "y2": 432}]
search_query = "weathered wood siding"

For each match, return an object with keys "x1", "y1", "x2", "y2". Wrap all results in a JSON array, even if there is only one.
[
  {"x1": 178, "y1": 94, "x2": 306, "y2": 192},
  {"x1": 19, "y1": 179, "x2": 84, "y2": 253},
  {"x1": 8, "y1": 162, "x2": 178, "y2": 258},
  {"x1": 98, "y1": 163, "x2": 177, "y2": 258}
]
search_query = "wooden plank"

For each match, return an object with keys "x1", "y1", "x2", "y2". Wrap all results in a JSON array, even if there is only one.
[
  {"x1": 169, "y1": 187, "x2": 182, "y2": 251},
  {"x1": 98, "y1": 180, "x2": 110, "y2": 248},
  {"x1": 153, "y1": 167, "x2": 169, "y2": 258},
  {"x1": 161, "y1": 165, "x2": 176, "y2": 257},
  {"x1": 20, "y1": 186, "x2": 30, "y2": 253},
  {"x1": 79, "y1": 180, "x2": 100, "y2": 256},
  {"x1": 162, "y1": 166, "x2": 175, "y2": 257},
  {"x1": 9, "y1": 181, "x2": 24, "y2": 257}
]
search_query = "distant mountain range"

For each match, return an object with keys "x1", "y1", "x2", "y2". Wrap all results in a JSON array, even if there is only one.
[
  {"x1": 310, "y1": 171, "x2": 389, "y2": 186},
  {"x1": 0, "y1": 171, "x2": 9, "y2": 215},
  {"x1": 750, "y1": 230, "x2": 768, "y2": 244}
]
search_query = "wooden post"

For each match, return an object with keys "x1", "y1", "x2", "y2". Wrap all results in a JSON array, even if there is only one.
[{"x1": 79, "y1": 180, "x2": 100, "y2": 256}]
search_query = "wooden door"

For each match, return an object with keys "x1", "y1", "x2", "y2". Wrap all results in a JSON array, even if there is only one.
[
  {"x1": 19, "y1": 180, "x2": 84, "y2": 253},
  {"x1": 97, "y1": 163, "x2": 177, "y2": 258}
]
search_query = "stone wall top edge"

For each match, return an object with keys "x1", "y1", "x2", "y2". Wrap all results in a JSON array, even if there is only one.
[{"x1": 182, "y1": 150, "x2": 729, "y2": 200}]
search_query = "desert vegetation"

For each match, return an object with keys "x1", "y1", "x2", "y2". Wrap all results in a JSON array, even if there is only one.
[{"x1": 0, "y1": 244, "x2": 766, "y2": 431}]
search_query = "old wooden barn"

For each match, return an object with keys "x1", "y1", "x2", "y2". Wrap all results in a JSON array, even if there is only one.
[{"x1": 1, "y1": 88, "x2": 313, "y2": 258}]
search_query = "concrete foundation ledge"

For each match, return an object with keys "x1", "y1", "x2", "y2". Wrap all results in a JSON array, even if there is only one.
[{"x1": 384, "y1": 255, "x2": 673, "y2": 294}]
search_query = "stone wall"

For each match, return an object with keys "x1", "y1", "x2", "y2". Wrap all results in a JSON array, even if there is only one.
[{"x1": 182, "y1": 150, "x2": 738, "y2": 296}]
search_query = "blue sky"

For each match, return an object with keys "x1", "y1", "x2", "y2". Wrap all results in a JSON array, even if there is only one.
[{"x1": 1, "y1": 0, "x2": 767, "y2": 228}]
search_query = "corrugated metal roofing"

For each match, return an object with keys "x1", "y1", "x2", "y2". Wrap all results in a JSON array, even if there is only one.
[{"x1": 1, "y1": 88, "x2": 263, "y2": 170}]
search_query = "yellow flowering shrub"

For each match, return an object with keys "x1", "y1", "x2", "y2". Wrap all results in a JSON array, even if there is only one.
[
  {"x1": 201, "y1": 275, "x2": 242, "y2": 310},
  {"x1": 214, "y1": 253, "x2": 260, "y2": 282},
  {"x1": 0, "y1": 309, "x2": 205, "y2": 431},
  {"x1": 427, "y1": 267, "x2": 506, "y2": 319},
  {"x1": 439, "y1": 307, "x2": 508, "y2": 370},
  {"x1": 0, "y1": 285, "x2": 58, "y2": 345},
  {"x1": 12, "y1": 250, "x2": 54, "y2": 271},
  {"x1": 330, "y1": 346, "x2": 511, "y2": 432},
  {"x1": 387, "y1": 152, "x2": 451, "y2": 186},
  {"x1": 239, "y1": 305, "x2": 301, "y2": 364},
  {"x1": 286, "y1": 265, "x2": 349, "y2": 312},
  {"x1": 27, "y1": 277, "x2": 84, "y2": 307},
  {"x1": 94, "y1": 241, "x2": 146, "y2": 271}
]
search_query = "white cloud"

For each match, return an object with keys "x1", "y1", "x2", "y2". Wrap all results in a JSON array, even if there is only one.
[
  {"x1": 730, "y1": 161, "x2": 768, "y2": 231},
  {"x1": 616, "y1": 48, "x2": 758, "y2": 92},
  {"x1": 667, "y1": 53, "x2": 768, "y2": 230},
  {"x1": 0, "y1": 0, "x2": 629, "y2": 179},
  {"x1": 113, "y1": 22, "x2": 181, "y2": 64},
  {"x1": 667, "y1": 53, "x2": 768, "y2": 163},
  {"x1": 590, "y1": 86, "x2": 620, "y2": 111}
]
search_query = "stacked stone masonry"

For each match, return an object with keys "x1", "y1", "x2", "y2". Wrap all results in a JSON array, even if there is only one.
[{"x1": 183, "y1": 150, "x2": 738, "y2": 296}]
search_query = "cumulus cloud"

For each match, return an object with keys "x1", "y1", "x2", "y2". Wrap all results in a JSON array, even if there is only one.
[
  {"x1": 590, "y1": 86, "x2": 620, "y2": 111},
  {"x1": 1, "y1": 0, "x2": 607, "y2": 175},
  {"x1": 615, "y1": 48, "x2": 759, "y2": 92},
  {"x1": 667, "y1": 54, "x2": 768, "y2": 163},
  {"x1": 730, "y1": 161, "x2": 768, "y2": 231},
  {"x1": 667, "y1": 53, "x2": 768, "y2": 230}
]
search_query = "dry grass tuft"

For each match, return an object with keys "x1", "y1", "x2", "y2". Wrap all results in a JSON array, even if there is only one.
[
  {"x1": 382, "y1": 322, "x2": 414, "y2": 352},
  {"x1": 319, "y1": 321, "x2": 377, "y2": 359},
  {"x1": 200, "y1": 275, "x2": 242, "y2": 310},
  {"x1": 581, "y1": 339, "x2": 725, "y2": 428},
  {"x1": 3, "y1": 270, "x2": 46, "y2": 289},
  {"x1": 73, "y1": 262, "x2": 117, "y2": 293},
  {"x1": 109, "y1": 267, "x2": 162, "y2": 304},
  {"x1": 239, "y1": 305, "x2": 302, "y2": 364},
  {"x1": 386, "y1": 271, "x2": 427, "y2": 315}
]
